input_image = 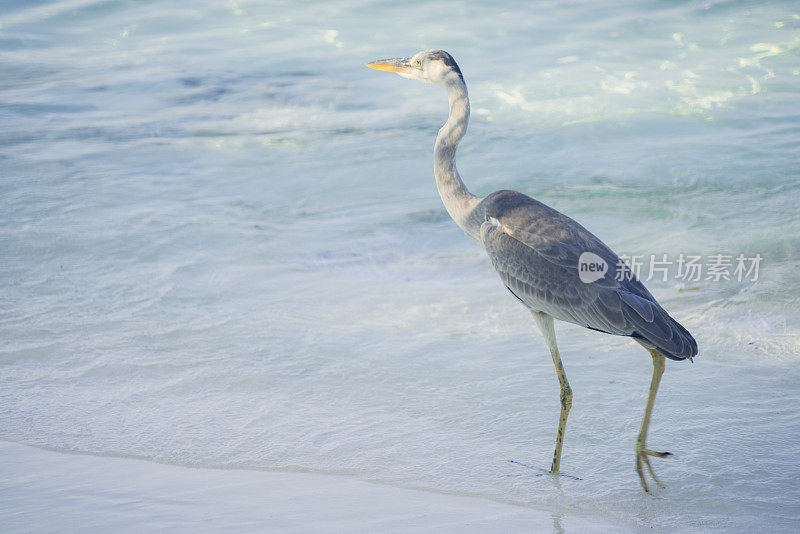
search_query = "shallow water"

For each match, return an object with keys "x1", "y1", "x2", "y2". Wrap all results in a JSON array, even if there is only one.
[{"x1": 2, "y1": 0, "x2": 800, "y2": 531}]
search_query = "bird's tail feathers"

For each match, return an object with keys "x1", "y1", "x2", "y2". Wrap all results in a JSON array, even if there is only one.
[{"x1": 621, "y1": 292, "x2": 698, "y2": 361}]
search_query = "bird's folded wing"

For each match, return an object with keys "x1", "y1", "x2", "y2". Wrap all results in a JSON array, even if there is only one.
[
  {"x1": 479, "y1": 211, "x2": 696, "y2": 360},
  {"x1": 480, "y1": 216, "x2": 627, "y2": 334}
]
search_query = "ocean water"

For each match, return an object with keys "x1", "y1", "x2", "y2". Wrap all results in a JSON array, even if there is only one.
[{"x1": 2, "y1": 0, "x2": 799, "y2": 531}]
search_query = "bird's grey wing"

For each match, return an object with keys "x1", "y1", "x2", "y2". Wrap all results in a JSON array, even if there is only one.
[
  {"x1": 478, "y1": 195, "x2": 697, "y2": 360},
  {"x1": 480, "y1": 215, "x2": 628, "y2": 334}
]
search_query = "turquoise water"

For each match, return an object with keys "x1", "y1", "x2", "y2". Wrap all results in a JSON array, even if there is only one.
[{"x1": 2, "y1": 1, "x2": 799, "y2": 531}]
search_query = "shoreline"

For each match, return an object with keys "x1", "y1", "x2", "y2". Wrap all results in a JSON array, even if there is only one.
[{"x1": 0, "y1": 440, "x2": 632, "y2": 533}]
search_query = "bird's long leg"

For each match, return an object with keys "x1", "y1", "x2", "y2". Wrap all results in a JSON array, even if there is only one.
[
  {"x1": 635, "y1": 348, "x2": 672, "y2": 492},
  {"x1": 531, "y1": 312, "x2": 572, "y2": 475}
]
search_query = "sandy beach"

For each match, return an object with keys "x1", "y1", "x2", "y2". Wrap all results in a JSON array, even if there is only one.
[{"x1": 0, "y1": 441, "x2": 631, "y2": 533}]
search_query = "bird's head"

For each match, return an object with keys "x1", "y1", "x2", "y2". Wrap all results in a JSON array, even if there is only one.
[{"x1": 366, "y1": 49, "x2": 463, "y2": 86}]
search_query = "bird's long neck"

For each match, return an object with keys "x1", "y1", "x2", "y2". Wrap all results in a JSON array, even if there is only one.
[{"x1": 435, "y1": 75, "x2": 480, "y2": 237}]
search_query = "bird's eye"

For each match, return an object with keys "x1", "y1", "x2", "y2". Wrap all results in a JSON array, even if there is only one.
[{"x1": 414, "y1": 59, "x2": 421, "y2": 67}]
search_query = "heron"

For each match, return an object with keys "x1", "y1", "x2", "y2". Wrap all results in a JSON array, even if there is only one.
[{"x1": 366, "y1": 49, "x2": 698, "y2": 492}]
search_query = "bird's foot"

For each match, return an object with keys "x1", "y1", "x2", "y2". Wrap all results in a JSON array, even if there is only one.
[
  {"x1": 635, "y1": 441, "x2": 672, "y2": 492},
  {"x1": 507, "y1": 460, "x2": 581, "y2": 480}
]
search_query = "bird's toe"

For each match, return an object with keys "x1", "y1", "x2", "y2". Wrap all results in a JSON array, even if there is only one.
[{"x1": 635, "y1": 448, "x2": 669, "y2": 491}]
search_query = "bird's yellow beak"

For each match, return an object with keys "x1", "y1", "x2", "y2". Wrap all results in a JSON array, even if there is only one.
[{"x1": 366, "y1": 57, "x2": 414, "y2": 75}]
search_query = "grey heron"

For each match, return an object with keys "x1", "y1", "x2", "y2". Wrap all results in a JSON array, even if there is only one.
[{"x1": 367, "y1": 49, "x2": 697, "y2": 492}]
